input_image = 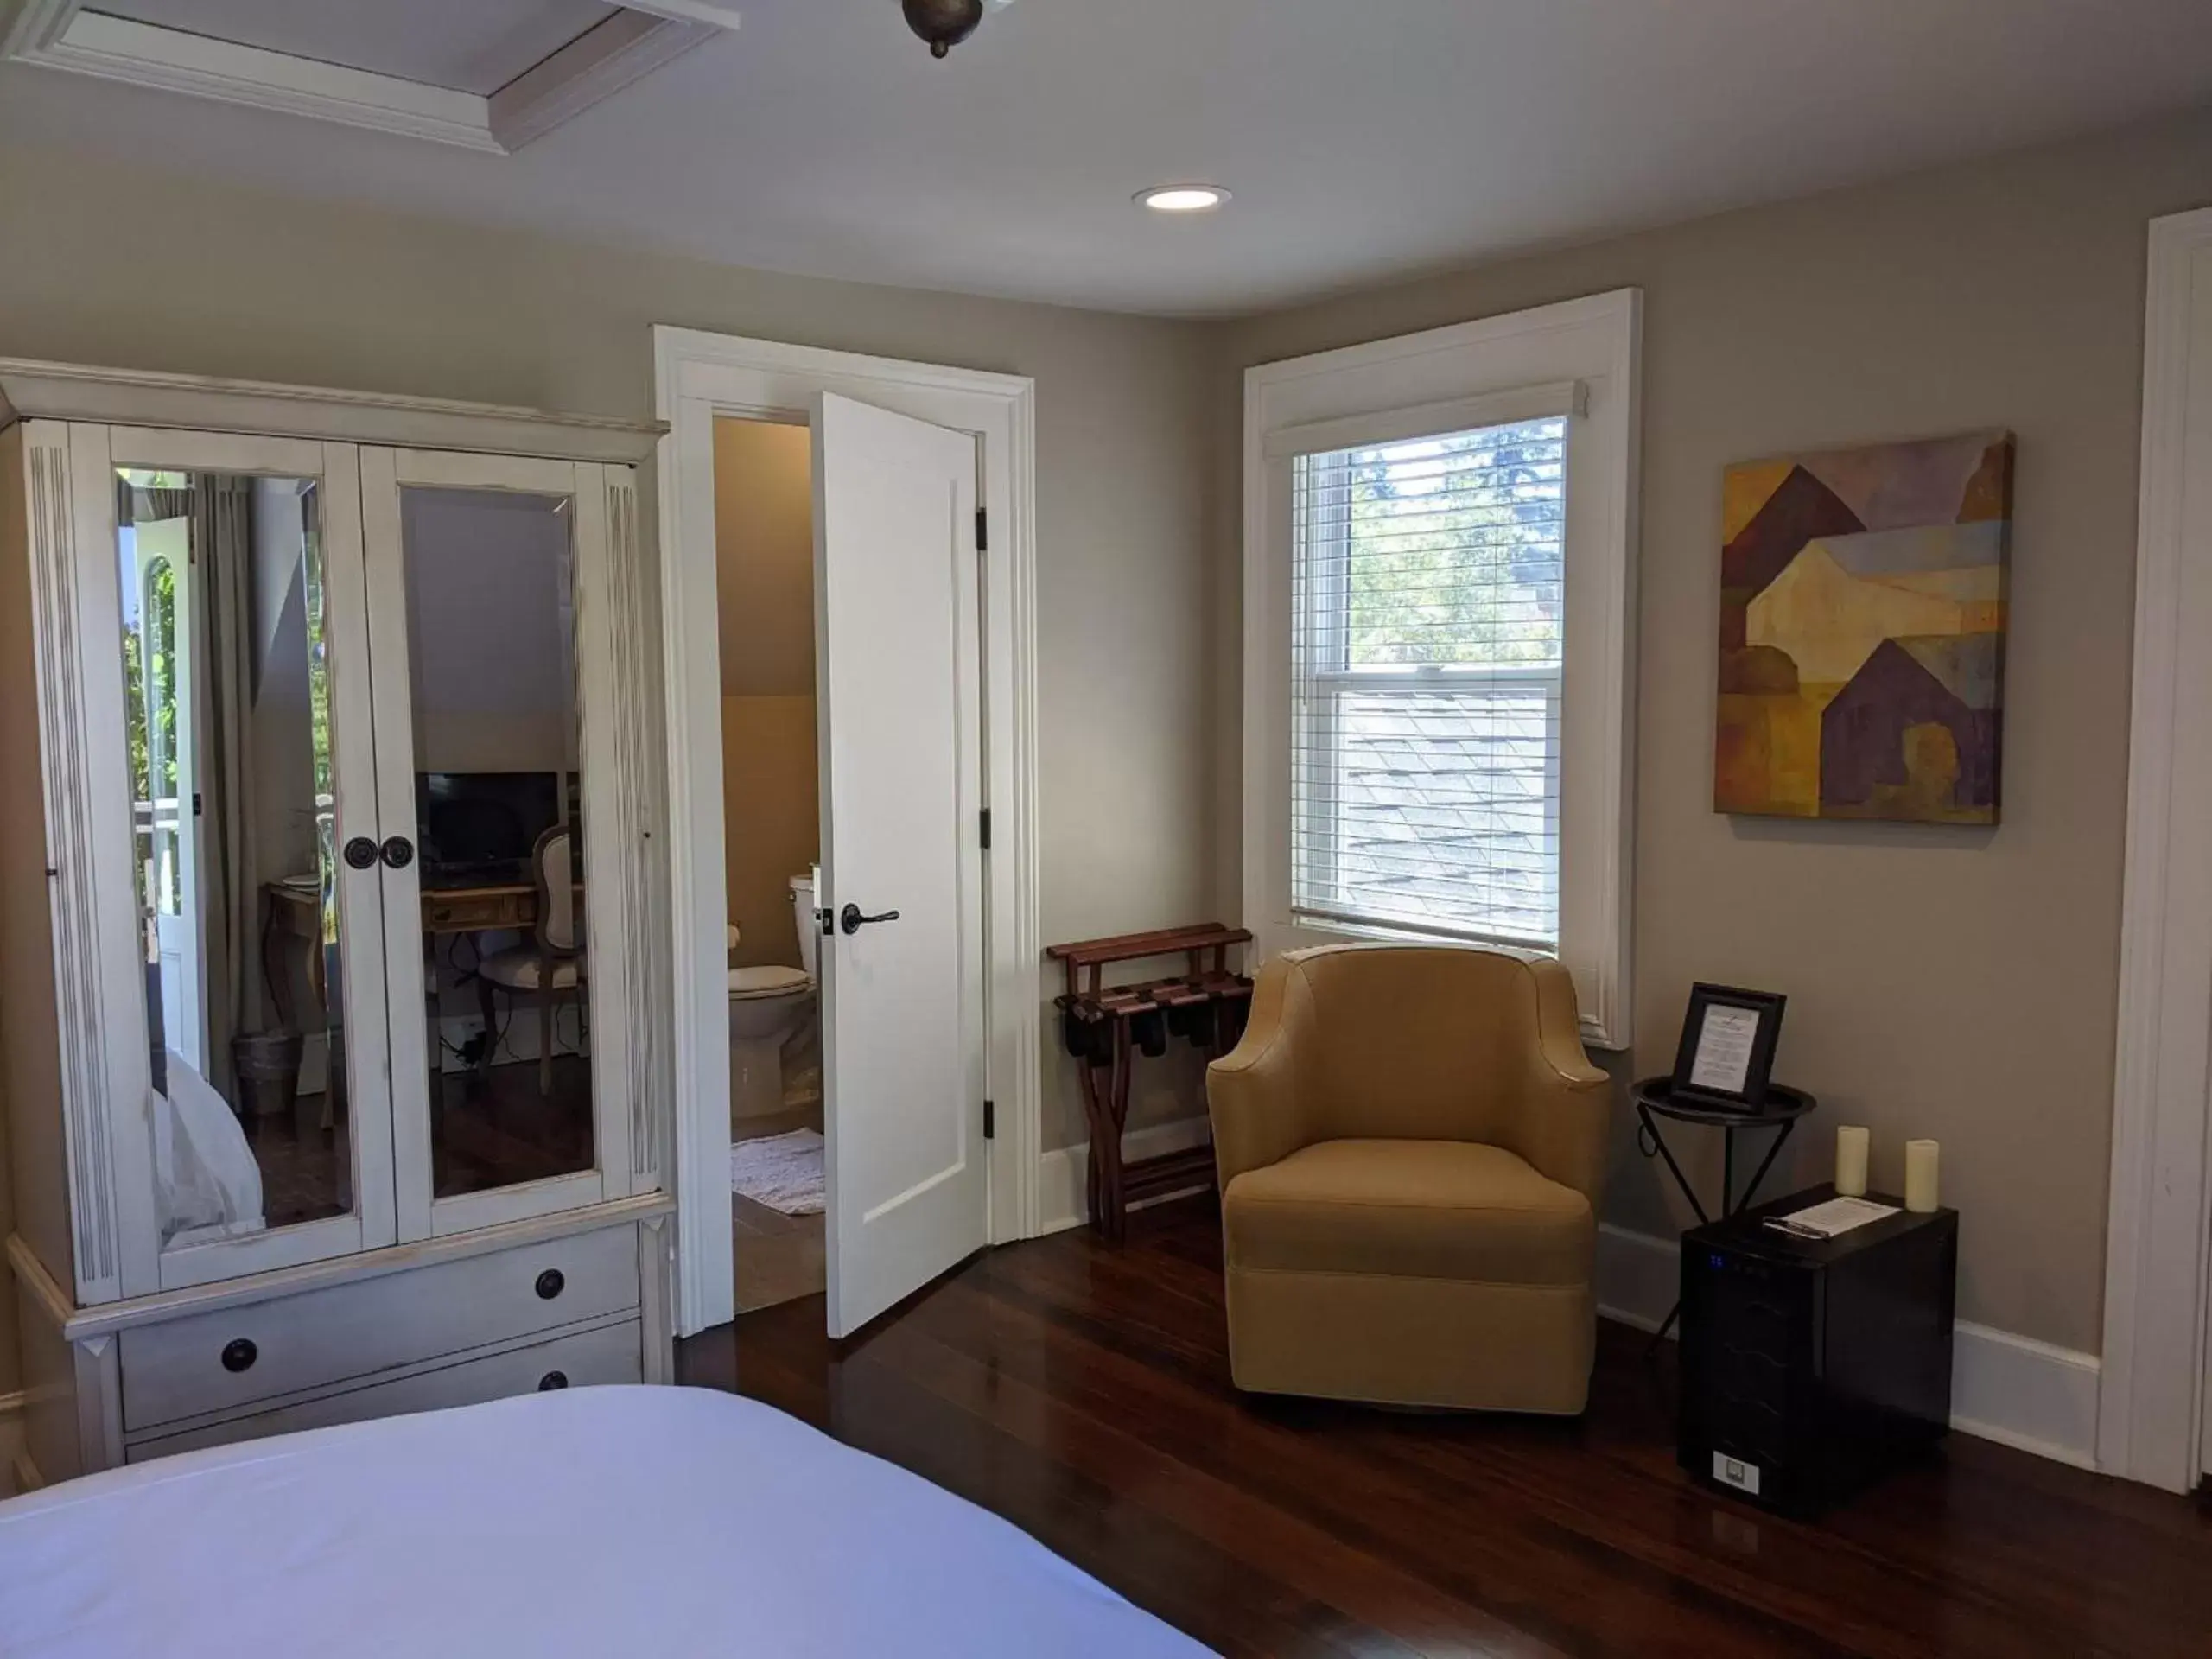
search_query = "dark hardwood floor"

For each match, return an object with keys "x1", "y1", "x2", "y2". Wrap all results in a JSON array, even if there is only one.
[
  {"x1": 429, "y1": 1054, "x2": 594, "y2": 1197},
  {"x1": 677, "y1": 1195, "x2": 2212, "y2": 1658},
  {"x1": 240, "y1": 1055, "x2": 596, "y2": 1222}
]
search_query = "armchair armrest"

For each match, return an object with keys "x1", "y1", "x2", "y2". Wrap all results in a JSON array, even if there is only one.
[
  {"x1": 1206, "y1": 953, "x2": 1322, "y2": 1188},
  {"x1": 1509, "y1": 957, "x2": 1612, "y2": 1205}
]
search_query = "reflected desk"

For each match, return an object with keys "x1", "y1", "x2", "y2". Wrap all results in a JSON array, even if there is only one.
[{"x1": 261, "y1": 878, "x2": 550, "y2": 1033}]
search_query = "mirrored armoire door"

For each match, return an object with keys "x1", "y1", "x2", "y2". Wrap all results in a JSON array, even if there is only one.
[
  {"x1": 86, "y1": 427, "x2": 398, "y2": 1292},
  {"x1": 359, "y1": 448, "x2": 638, "y2": 1240}
]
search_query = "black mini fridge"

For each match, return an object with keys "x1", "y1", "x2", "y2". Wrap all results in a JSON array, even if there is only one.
[{"x1": 1678, "y1": 1184, "x2": 1957, "y2": 1515}]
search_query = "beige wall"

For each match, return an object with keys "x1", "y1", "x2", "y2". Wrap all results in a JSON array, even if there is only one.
[
  {"x1": 1216, "y1": 108, "x2": 2212, "y2": 1353},
  {"x1": 714, "y1": 419, "x2": 822, "y2": 973},
  {"x1": 713, "y1": 418, "x2": 816, "y2": 701},
  {"x1": 720, "y1": 696, "x2": 819, "y2": 973},
  {"x1": 3, "y1": 105, "x2": 2208, "y2": 1382}
]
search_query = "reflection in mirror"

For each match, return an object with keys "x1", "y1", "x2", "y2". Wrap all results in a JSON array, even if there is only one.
[
  {"x1": 399, "y1": 487, "x2": 594, "y2": 1198},
  {"x1": 118, "y1": 470, "x2": 356, "y2": 1246}
]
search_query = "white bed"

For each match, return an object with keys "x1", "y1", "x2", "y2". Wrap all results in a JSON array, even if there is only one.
[{"x1": 0, "y1": 1386, "x2": 1213, "y2": 1658}]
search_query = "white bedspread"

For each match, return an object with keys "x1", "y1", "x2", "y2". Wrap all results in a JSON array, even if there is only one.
[{"x1": 0, "y1": 1386, "x2": 1212, "y2": 1658}]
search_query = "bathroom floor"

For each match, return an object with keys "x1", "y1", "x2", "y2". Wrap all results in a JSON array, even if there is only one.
[{"x1": 733, "y1": 1104, "x2": 827, "y2": 1313}]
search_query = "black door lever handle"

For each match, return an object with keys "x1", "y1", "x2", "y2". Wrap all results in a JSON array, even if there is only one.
[{"x1": 839, "y1": 903, "x2": 900, "y2": 935}]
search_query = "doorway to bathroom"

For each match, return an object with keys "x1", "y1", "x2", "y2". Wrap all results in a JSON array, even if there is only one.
[
  {"x1": 715, "y1": 416, "x2": 829, "y2": 1313},
  {"x1": 658, "y1": 327, "x2": 1043, "y2": 1343}
]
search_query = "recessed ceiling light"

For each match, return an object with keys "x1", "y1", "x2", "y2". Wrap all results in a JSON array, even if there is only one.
[{"x1": 1138, "y1": 185, "x2": 1230, "y2": 214}]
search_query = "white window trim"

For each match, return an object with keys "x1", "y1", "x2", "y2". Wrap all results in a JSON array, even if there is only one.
[{"x1": 1242, "y1": 289, "x2": 1642, "y2": 1050}]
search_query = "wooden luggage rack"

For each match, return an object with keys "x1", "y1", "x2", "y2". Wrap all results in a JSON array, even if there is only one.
[{"x1": 1046, "y1": 923, "x2": 1254, "y2": 1241}]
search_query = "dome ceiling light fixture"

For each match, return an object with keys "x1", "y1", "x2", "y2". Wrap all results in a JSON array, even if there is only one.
[
  {"x1": 1138, "y1": 184, "x2": 1231, "y2": 214},
  {"x1": 902, "y1": 0, "x2": 1013, "y2": 58}
]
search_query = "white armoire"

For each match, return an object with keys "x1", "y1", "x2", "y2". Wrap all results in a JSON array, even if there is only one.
[{"x1": 0, "y1": 360, "x2": 674, "y2": 1486}]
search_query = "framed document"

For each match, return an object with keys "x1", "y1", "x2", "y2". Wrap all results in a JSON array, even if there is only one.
[{"x1": 1670, "y1": 983, "x2": 1787, "y2": 1109}]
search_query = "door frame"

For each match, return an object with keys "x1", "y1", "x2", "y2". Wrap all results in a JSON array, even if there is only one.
[
  {"x1": 2100, "y1": 203, "x2": 2212, "y2": 1493},
  {"x1": 652, "y1": 327, "x2": 1043, "y2": 1337}
]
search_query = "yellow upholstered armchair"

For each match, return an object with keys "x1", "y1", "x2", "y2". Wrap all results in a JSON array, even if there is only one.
[{"x1": 1206, "y1": 944, "x2": 1611, "y2": 1414}]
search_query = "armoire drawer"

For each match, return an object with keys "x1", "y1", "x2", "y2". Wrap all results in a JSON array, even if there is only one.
[
  {"x1": 126, "y1": 1319, "x2": 644, "y2": 1462},
  {"x1": 119, "y1": 1222, "x2": 641, "y2": 1431}
]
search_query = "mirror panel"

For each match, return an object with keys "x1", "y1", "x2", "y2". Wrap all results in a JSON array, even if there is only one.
[
  {"x1": 396, "y1": 486, "x2": 595, "y2": 1199},
  {"x1": 115, "y1": 469, "x2": 359, "y2": 1247}
]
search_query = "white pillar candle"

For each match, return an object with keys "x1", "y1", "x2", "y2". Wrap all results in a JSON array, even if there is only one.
[
  {"x1": 1904, "y1": 1139, "x2": 1941, "y2": 1213},
  {"x1": 1834, "y1": 1126, "x2": 1870, "y2": 1198}
]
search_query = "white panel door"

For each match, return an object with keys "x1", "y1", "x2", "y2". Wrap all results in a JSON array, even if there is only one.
[{"x1": 813, "y1": 392, "x2": 987, "y2": 1338}]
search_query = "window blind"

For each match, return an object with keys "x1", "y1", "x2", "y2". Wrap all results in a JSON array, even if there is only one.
[{"x1": 1289, "y1": 416, "x2": 1567, "y2": 948}]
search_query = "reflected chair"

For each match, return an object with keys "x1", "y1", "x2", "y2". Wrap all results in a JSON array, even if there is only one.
[
  {"x1": 476, "y1": 824, "x2": 586, "y2": 1096},
  {"x1": 1206, "y1": 943, "x2": 1610, "y2": 1414}
]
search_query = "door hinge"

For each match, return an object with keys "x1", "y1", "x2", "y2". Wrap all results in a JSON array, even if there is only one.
[
  {"x1": 979, "y1": 807, "x2": 992, "y2": 850},
  {"x1": 975, "y1": 506, "x2": 988, "y2": 552},
  {"x1": 982, "y1": 1098, "x2": 995, "y2": 1140},
  {"x1": 191, "y1": 791, "x2": 203, "y2": 817}
]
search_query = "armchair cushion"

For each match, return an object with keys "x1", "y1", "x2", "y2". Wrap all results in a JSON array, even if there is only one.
[{"x1": 1224, "y1": 1140, "x2": 1592, "y2": 1286}]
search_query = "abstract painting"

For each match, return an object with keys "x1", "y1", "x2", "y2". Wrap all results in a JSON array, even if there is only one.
[{"x1": 1715, "y1": 430, "x2": 2012, "y2": 823}]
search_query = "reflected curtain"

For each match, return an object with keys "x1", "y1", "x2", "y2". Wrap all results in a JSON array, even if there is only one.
[
  {"x1": 192, "y1": 478, "x2": 259, "y2": 1099},
  {"x1": 119, "y1": 478, "x2": 193, "y2": 526}
]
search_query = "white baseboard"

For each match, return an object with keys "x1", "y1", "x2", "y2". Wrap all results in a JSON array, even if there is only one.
[
  {"x1": 1596, "y1": 1224, "x2": 1682, "y2": 1334},
  {"x1": 1038, "y1": 1116, "x2": 1214, "y2": 1236},
  {"x1": 1596, "y1": 1224, "x2": 2102, "y2": 1471},
  {"x1": 1948, "y1": 1325, "x2": 2104, "y2": 1471}
]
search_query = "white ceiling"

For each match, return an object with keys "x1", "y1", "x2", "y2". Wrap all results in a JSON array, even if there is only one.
[
  {"x1": 6, "y1": 0, "x2": 2212, "y2": 316},
  {"x1": 93, "y1": 0, "x2": 620, "y2": 96}
]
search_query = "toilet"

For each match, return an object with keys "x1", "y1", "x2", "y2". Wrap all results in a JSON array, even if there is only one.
[{"x1": 726, "y1": 873, "x2": 820, "y2": 1124}]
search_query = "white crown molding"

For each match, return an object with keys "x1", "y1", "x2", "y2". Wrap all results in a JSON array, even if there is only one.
[
  {"x1": 0, "y1": 0, "x2": 734, "y2": 155},
  {"x1": 0, "y1": 358, "x2": 667, "y2": 465},
  {"x1": 0, "y1": 0, "x2": 70, "y2": 55},
  {"x1": 622, "y1": 0, "x2": 745, "y2": 26},
  {"x1": 33, "y1": 11, "x2": 501, "y2": 150},
  {"x1": 489, "y1": 10, "x2": 717, "y2": 153}
]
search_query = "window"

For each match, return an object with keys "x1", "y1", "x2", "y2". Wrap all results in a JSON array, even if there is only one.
[
  {"x1": 1291, "y1": 417, "x2": 1567, "y2": 949},
  {"x1": 1244, "y1": 290, "x2": 1641, "y2": 1046}
]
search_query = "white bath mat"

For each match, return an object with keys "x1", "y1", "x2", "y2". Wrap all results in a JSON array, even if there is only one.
[{"x1": 730, "y1": 1128, "x2": 825, "y2": 1217}]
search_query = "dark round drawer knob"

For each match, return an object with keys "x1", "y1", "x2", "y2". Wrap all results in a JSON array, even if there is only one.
[
  {"x1": 535, "y1": 1268, "x2": 565, "y2": 1300},
  {"x1": 220, "y1": 1338, "x2": 257, "y2": 1374},
  {"x1": 537, "y1": 1370, "x2": 569, "y2": 1391}
]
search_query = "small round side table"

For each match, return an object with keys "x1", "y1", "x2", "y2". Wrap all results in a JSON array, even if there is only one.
[{"x1": 1630, "y1": 1075, "x2": 1818, "y2": 1347}]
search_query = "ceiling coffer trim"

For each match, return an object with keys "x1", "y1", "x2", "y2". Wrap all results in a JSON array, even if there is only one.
[
  {"x1": 0, "y1": 0, "x2": 739, "y2": 154},
  {"x1": 0, "y1": 358, "x2": 668, "y2": 465}
]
